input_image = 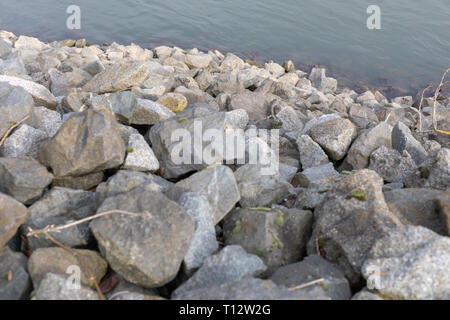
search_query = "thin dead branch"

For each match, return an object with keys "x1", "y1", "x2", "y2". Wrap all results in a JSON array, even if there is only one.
[{"x1": 288, "y1": 278, "x2": 325, "y2": 291}]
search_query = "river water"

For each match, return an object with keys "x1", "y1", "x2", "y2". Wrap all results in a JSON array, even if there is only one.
[{"x1": 1, "y1": 0, "x2": 449, "y2": 96}]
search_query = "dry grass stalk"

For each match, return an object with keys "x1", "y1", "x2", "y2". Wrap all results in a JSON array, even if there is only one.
[
  {"x1": 0, "y1": 114, "x2": 31, "y2": 147},
  {"x1": 26, "y1": 209, "x2": 151, "y2": 300},
  {"x1": 288, "y1": 278, "x2": 325, "y2": 291}
]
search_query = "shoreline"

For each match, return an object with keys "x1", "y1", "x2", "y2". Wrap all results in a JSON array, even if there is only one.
[{"x1": 0, "y1": 29, "x2": 449, "y2": 300}]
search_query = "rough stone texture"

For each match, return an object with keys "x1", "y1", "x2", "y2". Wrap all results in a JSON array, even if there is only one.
[
  {"x1": 346, "y1": 122, "x2": 393, "y2": 169},
  {"x1": 0, "y1": 247, "x2": 31, "y2": 300},
  {"x1": 148, "y1": 106, "x2": 248, "y2": 178},
  {"x1": 351, "y1": 289, "x2": 383, "y2": 300},
  {"x1": 384, "y1": 188, "x2": 445, "y2": 235},
  {"x1": 0, "y1": 193, "x2": 27, "y2": 251},
  {"x1": 33, "y1": 273, "x2": 99, "y2": 300},
  {"x1": 172, "y1": 245, "x2": 266, "y2": 298},
  {"x1": 185, "y1": 53, "x2": 212, "y2": 69},
  {"x1": 156, "y1": 92, "x2": 188, "y2": 113},
  {"x1": 306, "y1": 169, "x2": 402, "y2": 285},
  {"x1": 300, "y1": 114, "x2": 341, "y2": 135},
  {"x1": 90, "y1": 188, "x2": 194, "y2": 288},
  {"x1": 28, "y1": 248, "x2": 107, "y2": 289},
  {"x1": 28, "y1": 106, "x2": 62, "y2": 137},
  {"x1": 368, "y1": 146, "x2": 417, "y2": 183},
  {"x1": 178, "y1": 192, "x2": 219, "y2": 274},
  {"x1": 296, "y1": 134, "x2": 329, "y2": 169},
  {"x1": 134, "y1": 98, "x2": 175, "y2": 124},
  {"x1": 234, "y1": 164, "x2": 290, "y2": 208},
  {"x1": 292, "y1": 163, "x2": 339, "y2": 188},
  {"x1": 223, "y1": 206, "x2": 312, "y2": 274},
  {"x1": 362, "y1": 226, "x2": 450, "y2": 300},
  {"x1": 0, "y1": 124, "x2": 48, "y2": 159},
  {"x1": 105, "y1": 273, "x2": 163, "y2": 300},
  {"x1": 309, "y1": 67, "x2": 337, "y2": 93},
  {"x1": 52, "y1": 171, "x2": 104, "y2": 190},
  {"x1": 404, "y1": 148, "x2": 450, "y2": 190},
  {"x1": 270, "y1": 255, "x2": 351, "y2": 300},
  {"x1": 436, "y1": 189, "x2": 450, "y2": 235},
  {"x1": 229, "y1": 91, "x2": 269, "y2": 123},
  {"x1": 0, "y1": 82, "x2": 34, "y2": 138},
  {"x1": 95, "y1": 170, "x2": 173, "y2": 207},
  {"x1": 83, "y1": 61, "x2": 154, "y2": 94},
  {"x1": 309, "y1": 118, "x2": 357, "y2": 161},
  {"x1": 22, "y1": 187, "x2": 96, "y2": 250},
  {"x1": 0, "y1": 75, "x2": 57, "y2": 109},
  {"x1": 173, "y1": 278, "x2": 329, "y2": 300},
  {"x1": 39, "y1": 109, "x2": 126, "y2": 177},
  {"x1": 0, "y1": 157, "x2": 53, "y2": 205},
  {"x1": 166, "y1": 165, "x2": 240, "y2": 225},
  {"x1": 392, "y1": 122, "x2": 428, "y2": 165},
  {"x1": 123, "y1": 133, "x2": 160, "y2": 172}
]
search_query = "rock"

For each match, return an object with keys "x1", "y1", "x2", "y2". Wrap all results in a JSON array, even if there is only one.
[
  {"x1": 105, "y1": 273, "x2": 162, "y2": 300},
  {"x1": 309, "y1": 118, "x2": 357, "y2": 161},
  {"x1": 300, "y1": 114, "x2": 341, "y2": 135},
  {"x1": 0, "y1": 82, "x2": 34, "y2": 138},
  {"x1": 28, "y1": 106, "x2": 62, "y2": 138},
  {"x1": 0, "y1": 56, "x2": 27, "y2": 75},
  {"x1": 362, "y1": 226, "x2": 450, "y2": 299},
  {"x1": 234, "y1": 164, "x2": 291, "y2": 208},
  {"x1": 195, "y1": 70, "x2": 214, "y2": 91},
  {"x1": 52, "y1": 171, "x2": 104, "y2": 190},
  {"x1": 156, "y1": 92, "x2": 188, "y2": 113},
  {"x1": 0, "y1": 124, "x2": 48, "y2": 159},
  {"x1": 0, "y1": 247, "x2": 30, "y2": 300},
  {"x1": 0, "y1": 157, "x2": 53, "y2": 205},
  {"x1": 270, "y1": 255, "x2": 351, "y2": 300},
  {"x1": 123, "y1": 133, "x2": 160, "y2": 172},
  {"x1": 14, "y1": 35, "x2": 47, "y2": 51},
  {"x1": 346, "y1": 122, "x2": 393, "y2": 169},
  {"x1": 436, "y1": 189, "x2": 450, "y2": 235},
  {"x1": 306, "y1": 169, "x2": 402, "y2": 285},
  {"x1": 209, "y1": 70, "x2": 245, "y2": 96},
  {"x1": 368, "y1": 146, "x2": 417, "y2": 183},
  {"x1": 265, "y1": 62, "x2": 285, "y2": 78},
  {"x1": 0, "y1": 38, "x2": 12, "y2": 59},
  {"x1": 384, "y1": 188, "x2": 445, "y2": 234},
  {"x1": 83, "y1": 59, "x2": 105, "y2": 76},
  {"x1": 90, "y1": 188, "x2": 194, "y2": 288},
  {"x1": 351, "y1": 289, "x2": 383, "y2": 300},
  {"x1": 166, "y1": 165, "x2": 240, "y2": 225},
  {"x1": 82, "y1": 61, "x2": 155, "y2": 94},
  {"x1": 172, "y1": 245, "x2": 266, "y2": 298},
  {"x1": 39, "y1": 109, "x2": 126, "y2": 177},
  {"x1": 296, "y1": 135, "x2": 329, "y2": 169},
  {"x1": 0, "y1": 193, "x2": 27, "y2": 251},
  {"x1": 133, "y1": 99, "x2": 175, "y2": 124},
  {"x1": 278, "y1": 73, "x2": 299, "y2": 86},
  {"x1": 90, "y1": 91, "x2": 137, "y2": 124},
  {"x1": 274, "y1": 106, "x2": 303, "y2": 132},
  {"x1": 148, "y1": 107, "x2": 248, "y2": 178},
  {"x1": 356, "y1": 91, "x2": 378, "y2": 108},
  {"x1": 292, "y1": 163, "x2": 339, "y2": 188},
  {"x1": 22, "y1": 187, "x2": 96, "y2": 250},
  {"x1": 0, "y1": 75, "x2": 57, "y2": 109},
  {"x1": 392, "y1": 122, "x2": 428, "y2": 165},
  {"x1": 223, "y1": 206, "x2": 312, "y2": 274},
  {"x1": 95, "y1": 170, "x2": 173, "y2": 207},
  {"x1": 28, "y1": 247, "x2": 107, "y2": 288},
  {"x1": 48, "y1": 68, "x2": 92, "y2": 97},
  {"x1": 219, "y1": 53, "x2": 244, "y2": 72},
  {"x1": 61, "y1": 88, "x2": 90, "y2": 113},
  {"x1": 283, "y1": 60, "x2": 296, "y2": 72},
  {"x1": 173, "y1": 278, "x2": 327, "y2": 300},
  {"x1": 309, "y1": 67, "x2": 337, "y2": 93},
  {"x1": 33, "y1": 273, "x2": 99, "y2": 300},
  {"x1": 178, "y1": 192, "x2": 219, "y2": 273},
  {"x1": 185, "y1": 53, "x2": 212, "y2": 69},
  {"x1": 348, "y1": 104, "x2": 378, "y2": 128},
  {"x1": 404, "y1": 148, "x2": 450, "y2": 190}
]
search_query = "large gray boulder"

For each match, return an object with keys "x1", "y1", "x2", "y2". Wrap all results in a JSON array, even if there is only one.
[
  {"x1": 0, "y1": 157, "x2": 53, "y2": 205},
  {"x1": 306, "y1": 169, "x2": 402, "y2": 285},
  {"x1": 0, "y1": 193, "x2": 27, "y2": 251},
  {"x1": 362, "y1": 226, "x2": 450, "y2": 299},
  {"x1": 22, "y1": 187, "x2": 96, "y2": 250},
  {"x1": 228, "y1": 91, "x2": 270, "y2": 123},
  {"x1": 392, "y1": 122, "x2": 428, "y2": 165},
  {"x1": 172, "y1": 245, "x2": 266, "y2": 298},
  {"x1": 296, "y1": 134, "x2": 329, "y2": 169},
  {"x1": 223, "y1": 206, "x2": 312, "y2": 274},
  {"x1": 0, "y1": 247, "x2": 31, "y2": 300},
  {"x1": 165, "y1": 165, "x2": 240, "y2": 225},
  {"x1": 368, "y1": 146, "x2": 417, "y2": 183},
  {"x1": 148, "y1": 105, "x2": 248, "y2": 178},
  {"x1": 0, "y1": 82, "x2": 34, "y2": 138},
  {"x1": 90, "y1": 188, "x2": 194, "y2": 288},
  {"x1": 270, "y1": 255, "x2": 351, "y2": 300},
  {"x1": 39, "y1": 109, "x2": 126, "y2": 177}
]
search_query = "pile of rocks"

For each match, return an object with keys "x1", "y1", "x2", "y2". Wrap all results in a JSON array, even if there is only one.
[{"x1": 0, "y1": 30, "x2": 449, "y2": 300}]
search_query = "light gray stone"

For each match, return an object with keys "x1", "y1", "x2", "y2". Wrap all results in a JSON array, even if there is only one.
[{"x1": 123, "y1": 133, "x2": 160, "y2": 172}]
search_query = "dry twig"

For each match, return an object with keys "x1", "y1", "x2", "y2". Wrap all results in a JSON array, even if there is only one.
[
  {"x1": 288, "y1": 278, "x2": 325, "y2": 291},
  {"x1": 0, "y1": 114, "x2": 31, "y2": 147}
]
